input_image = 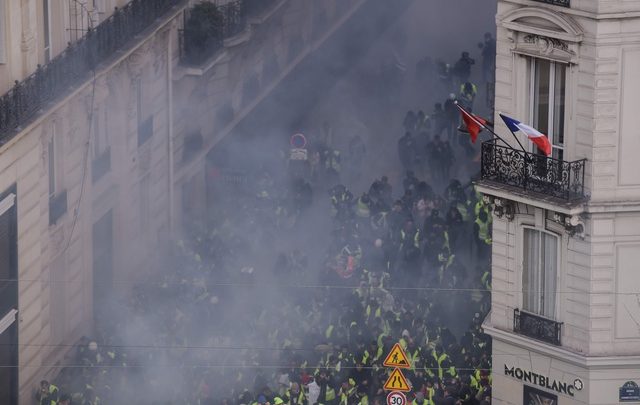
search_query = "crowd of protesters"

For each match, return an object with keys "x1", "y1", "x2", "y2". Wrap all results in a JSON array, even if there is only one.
[{"x1": 37, "y1": 30, "x2": 496, "y2": 405}]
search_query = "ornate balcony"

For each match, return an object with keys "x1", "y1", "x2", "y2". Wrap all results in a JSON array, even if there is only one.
[
  {"x1": 179, "y1": 0, "x2": 278, "y2": 66},
  {"x1": 514, "y1": 308, "x2": 562, "y2": 346},
  {"x1": 0, "y1": 0, "x2": 185, "y2": 144},
  {"x1": 480, "y1": 140, "x2": 586, "y2": 202}
]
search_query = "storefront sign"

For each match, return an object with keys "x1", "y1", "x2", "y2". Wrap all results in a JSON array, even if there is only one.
[
  {"x1": 524, "y1": 385, "x2": 558, "y2": 405},
  {"x1": 505, "y1": 365, "x2": 583, "y2": 397},
  {"x1": 531, "y1": 0, "x2": 570, "y2": 7},
  {"x1": 620, "y1": 381, "x2": 640, "y2": 402}
]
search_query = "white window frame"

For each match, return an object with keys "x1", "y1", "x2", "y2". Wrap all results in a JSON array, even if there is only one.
[
  {"x1": 528, "y1": 58, "x2": 567, "y2": 160},
  {"x1": 521, "y1": 225, "x2": 561, "y2": 320}
]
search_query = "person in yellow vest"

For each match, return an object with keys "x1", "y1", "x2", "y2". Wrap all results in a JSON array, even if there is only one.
[
  {"x1": 338, "y1": 379, "x2": 357, "y2": 405},
  {"x1": 473, "y1": 209, "x2": 492, "y2": 260},
  {"x1": 458, "y1": 82, "x2": 478, "y2": 111},
  {"x1": 315, "y1": 370, "x2": 337, "y2": 405},
  {"x1": 39, "y1": 380, "x2": 59, "y2": 405},
  {"x1": 412, "y1": 390, "x2": 434, "y2": 405},
  {"x1": 356, "y1": 193, "x2": 371, "y2": 219},
  {"x1": 432, "y1": 345, "x2": 457, "y2": 382},
  {"x1": 481, "y1": 269, "x2": 491, "y2": 291}
]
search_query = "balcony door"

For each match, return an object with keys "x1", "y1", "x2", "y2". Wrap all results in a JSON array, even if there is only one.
[
  {"x1": 523, "y1": 228, "x2": 559, "y2": 319},
  {"x1": 530, "y1": 58, "x2": 566, "y2": 161}
]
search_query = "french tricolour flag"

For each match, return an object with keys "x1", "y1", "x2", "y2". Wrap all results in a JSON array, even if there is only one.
[{"x1": 500, "y1": 113, "x2": 552, "y2": 156}]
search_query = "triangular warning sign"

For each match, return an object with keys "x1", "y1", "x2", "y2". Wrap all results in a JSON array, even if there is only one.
[
  {"x1": 383, "y1": 368, "x2": 410, "y2": 392},
  {"x1": 383, "y1": 343, "x2": 411, "y2": 369}
]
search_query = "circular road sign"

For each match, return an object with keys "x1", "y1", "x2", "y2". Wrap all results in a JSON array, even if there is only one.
[
  {"x1": 290, "y1": 133, "x2": 307, "y2": 148},
  {"x1": 387, "y1": 391, "x2": 407, "y2": 405}
]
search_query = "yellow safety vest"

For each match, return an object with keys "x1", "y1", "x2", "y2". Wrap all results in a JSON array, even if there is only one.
[{"x1": 475, "y1": 218, "x2": 491, "y2": 244}]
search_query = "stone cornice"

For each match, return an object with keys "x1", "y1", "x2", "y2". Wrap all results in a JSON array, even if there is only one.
[{"x1": 503, "y1": 0, "x2": 640, "y2": 20}]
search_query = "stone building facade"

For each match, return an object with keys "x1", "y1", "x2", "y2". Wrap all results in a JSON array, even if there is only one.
[
  {"x1": 0, "y1": 1, "x2": 371, "y2": 403},
  {"x1": 0, "y1": 2, "x2": 185, "y2": 403},
  {"x1": 478, "y1": 0, "x2": 640, "y2": 403}
]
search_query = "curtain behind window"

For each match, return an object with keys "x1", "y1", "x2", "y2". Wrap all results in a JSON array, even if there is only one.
[
  {"x1": 523, "y1": 228, "x2": 558, "y2": 318},
  {"x1": 523, "y1": 228, "x2": 540, "y2": 313},
  {"x1": 542, "y1": 232, "x2": 558, "y2": 318}
]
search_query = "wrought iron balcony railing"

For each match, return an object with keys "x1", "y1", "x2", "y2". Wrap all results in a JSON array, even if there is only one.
[
  {"x1": 179, "y1": 0, "x2": 278, "y2": 66},
  {"x1": 0, "y1": 0, "x2": 185, "y2": 144},
  {"x1": 514, "y1": 308, "x2": 562, "y2": 346},
  {"x1": 480, "y1": 140, "x2": 586, "y2": 201}
]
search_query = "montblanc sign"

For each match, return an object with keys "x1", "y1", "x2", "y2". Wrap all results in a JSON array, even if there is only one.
[
  {"x1": 531, "y1": 0, "x2": 570, "y2": 7},
  {"x1": 504, "y1": 365, "x2": 583, "y2": 397}
]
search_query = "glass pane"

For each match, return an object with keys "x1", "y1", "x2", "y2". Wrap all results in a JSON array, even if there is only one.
[
  {"x1": 533, "y1": 59, "x2": 550, "y2": 136},
  {"x1": 523, "y1": 229, "x2": 541, "y2": 313},
  {"x1": 541, "y1": 233, "x2": 558, "y2": 319},
  {"x1": 553, "y1": 63, "x2": 566, "y2": 147},
  {"x1": 48, "y1": 137, "x2": 55, "y2": 196},
  {"x1": 553, "y1": 148, "x2": 564, "y2": 162},
  {"x1": 43, "y1": 0, "x2": 50, "y2": 48}
]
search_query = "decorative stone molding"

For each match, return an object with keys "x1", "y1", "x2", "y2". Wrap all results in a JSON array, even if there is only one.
[
  {"x1": 514, "y1": 33, "x2": 576, "y2": 64},
  {"x1": 500, "y1": 6, "x2": 582, "y2": 64},
  {"x1": 483, "y1": 195, "x2": 516, "y2": 221},
  {"x1": 500, "y1": 7, "x2": 583, "y2": 43},
  {"x1": 551, "y1": 212, "x2": 586, "y2": 238}
]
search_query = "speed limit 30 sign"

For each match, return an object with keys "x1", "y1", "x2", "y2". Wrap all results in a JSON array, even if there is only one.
[{"x1": 387, "y1": 391, "x2": 407, "y2": 405}]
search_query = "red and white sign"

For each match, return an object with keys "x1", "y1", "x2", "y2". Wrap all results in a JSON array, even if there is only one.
[
  {"x1": 387, "y1": 391, "x2": 407, "y2": 405},
  {"x1": 290, "y1": 133, "x2": 307, "y2": 148}
]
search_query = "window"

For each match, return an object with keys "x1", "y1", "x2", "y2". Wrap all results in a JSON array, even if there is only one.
[
  {"x1": 136, "y1": 77, "x2": 143, "y2": 125},
  {"x1": 139, "y1": 174, "x2": 150, "y2": 233},
  {"x1": 48, "y1": 124, "x2": 63, "y2": 198},
  {"x1": 0, "y1": 186, "x2": 18, "y2": 405},
  {"x1": 523, "y1": 228, "x2": 558, "y2": 319},
  {"x1": 529, "y1": 58, "x2": 566, "y2": 160},
  {"x1": 0, "y1": 0, "x2": 6, "y2": 64},
  {"x1": 48, "y1": 134, "x2": 56, "y2": 199},
  {"x1": 92, "y1": 106, "x2": 111, "y2": 183},
  {"x1": 92, "y1": 106, "x2": 109, "y2": 158},
  {"x1": 48, "y1": 123, "x2": 67, "y2": 225},
  {"x1": 43, "y1": 0, "x2": 51, "y2": 62},
  {"x1": 136, "y1": 78, "x2": 153, "y2": 146}
]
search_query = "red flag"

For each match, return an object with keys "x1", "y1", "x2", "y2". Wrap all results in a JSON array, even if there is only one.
[{"x1": 457, "y1": 104, "x2": 489, "y2": 143}]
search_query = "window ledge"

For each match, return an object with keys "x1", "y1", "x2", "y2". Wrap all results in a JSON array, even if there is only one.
[{"x1": 475, "y1": 180, "x2": 587, "y2": 215}]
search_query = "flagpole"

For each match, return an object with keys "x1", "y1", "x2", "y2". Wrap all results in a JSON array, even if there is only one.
[
  {"x1": 497, "y1": 112, "x2": 527, "y2": 153},
  {"x1": 455, "y1": 102, "x2": 511, "y2": 148}
]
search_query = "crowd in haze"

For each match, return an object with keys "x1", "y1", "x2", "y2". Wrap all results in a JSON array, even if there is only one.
[{"x1": 37, "y1": 26, "x2": 496, "y2": 405}]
